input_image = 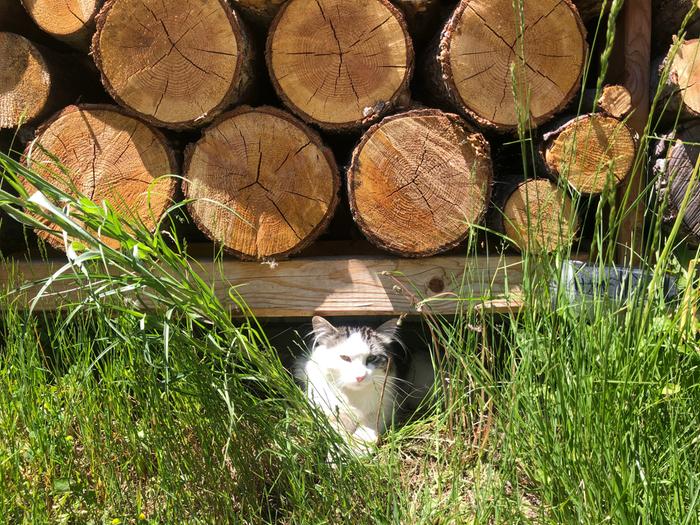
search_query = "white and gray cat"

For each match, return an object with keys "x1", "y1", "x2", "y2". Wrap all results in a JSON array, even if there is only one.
[{"x1": 295, "y1": 316, "x2": 432, "y2": 454}]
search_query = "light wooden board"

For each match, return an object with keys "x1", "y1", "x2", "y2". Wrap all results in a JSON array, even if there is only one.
[{"x1": 0, "y1": 255, "x2": 524, "y2": 317}]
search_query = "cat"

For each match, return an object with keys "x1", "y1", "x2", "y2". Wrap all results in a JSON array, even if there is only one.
[{"x1": 295, "y1": 316, "x2": 404, "y2": 454}]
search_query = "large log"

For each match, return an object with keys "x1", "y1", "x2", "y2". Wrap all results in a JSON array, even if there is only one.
[
  {"x1": 0, "y1": 32, "x2": 87, "y2": 129},
  {"x1": 21, "y1": 0, "x2": 101, "y2": 49},
  {"x1": 424, "y1": 0, "x2": 587, "y2": 132},
  {"x1": 347, "y1": 109, "x2": 492, "y2": 257},
  {"x1": 652, "y1": 0, "x2": 700, "y2": 55},
  {"x1": 183, "y1": 106, "x2": 340, "y2": 260},
  {"x1": 92, "y1": 0, "x2": 254, "y2": 130},
  {"x1": 653, "y1": 124, "x2": 700, "y2": 246},
  {"x1": 491, "y1": 177, "x2": 579, "y2": 253},
  {"x1": 541, "y1": 113, "x2": 637, "y2": 195},
  {"x1": 266, "y1": 0, "x2": 414, "y2": 132},
  {"x1": 22, "y1": 104, "x2": 178, "y2": 250},
  {"x1": 654, "y1": 38, "x2": 700, "y2": 124}
]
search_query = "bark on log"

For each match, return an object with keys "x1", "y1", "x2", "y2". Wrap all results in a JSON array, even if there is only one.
[
  {"x1": 347, "y1": 109, "x2": 492, "y2": 257},
  {"x1": 653, "y1": 124, "x2": 700, "y2": 245},
  {"x1": 424, "y1": 0, "x2": 587, "y2": 132},
  {"x1": 183, "y1": 106, "x2": 340, "y2": 260},
  {"x1": 541, "y1": 113, "x2": 637, "y2": 195},
  {"x1": 22, "y1": 104, "x2": 178, "y2": 250},
  {"x1": 491, "y1": 177, "x2": 579, "y2": 253},
  {"x1": 230, "y1": 0, "x2": 285, "y2": 25},
  {"x1": 655, "y1": 38, "x2": 700, "y2": 123},
  {"x1": 21, "y1": 0, "x2": 102, "y2": 49},
  {"x1": 572, "y1": 0, "x2": 605, "y2": 24},
  {"x1": 266, "y1": 0, "x2": 414, "y2": 132},
  {"x1": 92, "y1": 0, "x2": 255, "y2": 130},
  {"x1": 0, "y1": 32, "x2": 92, "y2": 129},
  {"x1": 652, "y1": 0, "x2": 700, "y2": 55}
]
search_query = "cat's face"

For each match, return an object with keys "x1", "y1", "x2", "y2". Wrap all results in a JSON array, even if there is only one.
[{"x1": 310, "y1": 316, "x2": 399, "y2": 392}]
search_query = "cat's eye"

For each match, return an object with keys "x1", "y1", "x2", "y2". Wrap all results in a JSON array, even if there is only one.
[
  {"x1": 340, "y1": 355, "x2": 351, "y2": 362},
  {"x1": 366, "y1": 355, "x2": 386, "y2": 365}
]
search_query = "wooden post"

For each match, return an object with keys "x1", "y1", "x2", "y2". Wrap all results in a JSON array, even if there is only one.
[{"x1": 616, "y1": 0, "x2": 651, "y2": 265}]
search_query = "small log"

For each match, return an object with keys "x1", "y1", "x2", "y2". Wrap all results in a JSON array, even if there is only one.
[
  {"x1": 92, "y1": 0, "x2": 254, "y2": 130},
  {"x1": 22, "y1": 104, "x2": 178, "y2": 250},
  {"x1": 541, "y1": 113, "x2": 637, "y2": 195},
  {"x1": 491, "y1": 177, "x2": 579, "y2": 253},
  {"x1": 424, "y1": 0, "x2": 587, "y2": 132},
  {"x1": 183, "y1": 106, "x2": 340, "y2": 260},
  {"x1": 652, "y1": 0, "x2": 700, "y2": 55},
  {"x1": 581, "y1": 85, "x2": 633, "y2": 118},
  {"x1": 20, "y1": 0, "x2": 101, "y2": 49},
  {"x1": 266, "y1": 0, "x2": 414, "y2": 132},
  {"x1": 653, "y1": 124, "x2": 700, "y2": 245},
  {"x1": 230, "y1": 0, "x2": 285, "y2": 25},
  {"x1": 655, "y1": 38, "x2": 700, "y2": 123},
  {"x1": 347, "y1": 109, "x2": 492, "y2": 257}
]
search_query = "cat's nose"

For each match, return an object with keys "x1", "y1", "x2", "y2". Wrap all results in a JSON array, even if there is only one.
[{"x1": 355, "y1": 374, "x2": 366, "y2": 383}]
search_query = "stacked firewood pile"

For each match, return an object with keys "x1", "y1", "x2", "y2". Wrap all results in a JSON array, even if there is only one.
[{"x1": 0, "y1": 0, "x2": 695, "y2": 259}]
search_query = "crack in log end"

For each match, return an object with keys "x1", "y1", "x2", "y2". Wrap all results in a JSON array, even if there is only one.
[
  {"x1": 349, "y1": 110, "x2": 492, "y2": 257},
  {"x1": 95, "y1": 0, "x2": 244, "y2": 128},
  {"x1": 184, "y1": 108, "x2": 339, "y2": 260},
  {"x1": 446, "y1": 0, "x2": 586, "y2": 130},
  {"x1": 269, "y1": 0, "x2": 412, "y2": 130}
]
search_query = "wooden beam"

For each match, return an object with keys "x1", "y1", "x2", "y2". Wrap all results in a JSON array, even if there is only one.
[
  {"x1": 0, "y1": 255, "x2": 524, "y2": 317},
  {"x1": 616, "y1": 0, "x2": 652, "y2": 264}
]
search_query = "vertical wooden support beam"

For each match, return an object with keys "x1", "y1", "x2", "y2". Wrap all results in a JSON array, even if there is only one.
[{"x1": 616, "y1": 0, "x2": 651, "y2": 265}]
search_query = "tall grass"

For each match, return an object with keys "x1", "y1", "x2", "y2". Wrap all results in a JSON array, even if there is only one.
[{"x1": 1, "y1": 1, "x2": 699, "y2": 523}]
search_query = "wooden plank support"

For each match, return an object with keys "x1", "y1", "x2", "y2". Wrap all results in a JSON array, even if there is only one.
[
  {"x1": 616, "y1": 0, "x2": 652, "y2": 264},
  {"x1": 1, "y1": 255, "x2": 524, "y2": 317}
]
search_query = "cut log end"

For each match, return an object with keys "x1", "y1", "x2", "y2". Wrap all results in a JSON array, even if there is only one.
[
  {"x1": 0, "y1": 32, "x2": 51, "y2": 129},
  {"x1": 23, "y1": 105, "x2": 178, "y2": 250},
  {"x1": 436, "y1": 0, "x2": 587, "y2": 131},
  {"x1": 597, "y1": 85, "x2": 633, "y2": 118},
  {"x1": 348, "y1": 109, "x2": 492, "y2": 257},
  {"x1": 543, "y1": 114, "x2": 637, "y2": 195},
  {"x1": 21, "y1": 0, "x2": 100, "y2": 48},
  {"x1": 93, "y1": 0, "x2": 251, "y2": 129},
  {"x1": 183, "y1": 106, "x2": 340, "y2": 260},
  {"x1": 267, "y1": 0, "x2": 413, "y2": 131},
  {"x1": 665, "y1": 38, "x2": 700, "y2": 118},
  {"x1": 501, "y1": 179, "x2": 579, "y2": 253}
]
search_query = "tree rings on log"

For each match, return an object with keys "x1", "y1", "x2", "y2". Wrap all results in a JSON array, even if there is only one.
[
  {"x1": 92, "y1": 0, "x2": 254, "y2": 130},
  {"x1": 496, "y1": 178, "x2": 579, "y2": 253},
  {"x1": 426, "y1": 0, "x2": 587, "y2": 132},
  {"x1": 348, "y1": 109, "x2": 492, "y2": 257},
  {"x1": 267, "y1": 0, "x2": 414, "y2": 132},
  {"x1": 183, "y1": 106, "x2": 340, "y2": 260},
  {"x1": 0, "y1": 33, "x2": 53, "y2": 129},
  {"x1": 657, "y1": 38, "x2": 700, "y2": 122},
  {"x1": 542, "y1": 114, "x2": 637, "y2": 195},
  {"x1": 22, "y1": 104, "x2": 178, "y2": 250},
  {"x1": 653, "y1": 124, "x2": 700, "y2": 245},
  {"x1": 21, "y1": 0, "x2": 100, "y2": 49}
]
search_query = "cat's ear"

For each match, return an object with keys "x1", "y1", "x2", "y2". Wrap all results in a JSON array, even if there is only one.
[
  {"x1": 312, "y1": 316, "x2": 338, "y2": 340},
  {"x1": 375, "y1": 318, "x2": 400, "y2": 344}
]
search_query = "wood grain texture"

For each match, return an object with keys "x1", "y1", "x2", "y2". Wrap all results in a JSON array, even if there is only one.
[
  {"x1": 542, "y1": 113, "x2": 637, "y2": 195},
  {"x1": 92, "y1": 0, "x2": 254, "y2": 130},
  {"x1": 21, "y1": 0, "x2": 101, "y2": 49},
  {"x1": 183, "y1": 106, "x2": 340, "y2": 260},
  {"x1": 266, "y1": 0, "x2": 413, "y2": 131},
  {"x1": 1, "y1": 254, "x2": 524, "y2": 316},
  {"x1": 616, "y1": 0, "x2": 651, "y2": 263},
  {"x1": 347, "y1": 109, "x2": 492, "y2": 257},
  {"x1": 424, "y1": 0, "x2": 587, "y2": 132}
]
